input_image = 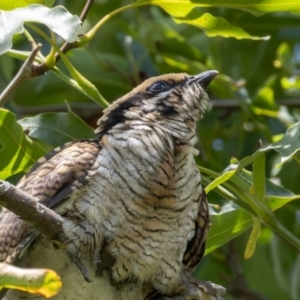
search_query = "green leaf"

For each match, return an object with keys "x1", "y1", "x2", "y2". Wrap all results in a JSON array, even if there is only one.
[
  {"x1": 244, "y1": 153, "x2": 264, "y2": 259},
  {"x1": 227, "y1": 174, "x2": 300, "y2": 250},
  {"x1": 275, "y1": 43, "x2": 293, "y2": 72},
  {"x1": 0, "y1": 0, "x2": 55, "y2": 10},
  {"x1": 262, "y1": 121, "x2": 300, "y2": 166},
  {"x1": 136, "y1": 0, "x2": 300, "y2": 16},
  {"x1": 0, "y1": 263, "x2": 61, "y2": 298},
  {"x1": 244, "y1": 218, "x2": 261, "y2": 259},
  {"x1": 205, "y1": 166, "x2": 236, "y2": 194},
  {"x1": 281, "y1": 77, "x2": 300, "y2": 90},
  {"x1": 206, "y1": 204, "x2": 252, "y2": 254},
  {"x1": 202, "y1": 164, "x2": 300, "y2": 252},
  {"x1": 166, "y1": 12, "x2": 268, "y2": 40},
  {"x1": 0, "y1": 5, "x2": 81, "y2": 55},
  {"x1": 18, "y1": 105, "x2": 94, "y2": 147},
  {"x1": 87, "y1": 0, "x2": 281, "y2": 42},
  {"x1": 252, "y1": 87, "x2": 279, "y2": 117},
  {"x1": 239, "y1": 168, "x2": 300, "y2": 211},
  {"x1": 205, "y1": 172, "x2": 300, "y2": 254},
  {"x1": 0, "y1": 109, "x2": 45, "y2": 179}
]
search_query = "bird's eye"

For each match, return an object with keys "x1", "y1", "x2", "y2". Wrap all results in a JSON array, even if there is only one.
[{"x1": 149, "y1": 81, "x2": 167, "y2": 92}]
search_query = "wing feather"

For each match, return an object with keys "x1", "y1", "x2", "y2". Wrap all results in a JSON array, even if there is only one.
[
  {"x1": 0, "y1": 140, "x2": 100, "y2": 263},
  {"x1": 183, "y1": 189, "x2": 210, "y2": 269}
]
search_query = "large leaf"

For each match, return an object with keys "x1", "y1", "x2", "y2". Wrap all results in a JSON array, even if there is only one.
[
  {"x1": 157, "y1": 8, "x2": 268, "y2": 40},
  {"x1": 262, "y1": 121, "x2": 300, "y2": 166},
  {"x1": 0, "y1": 109, "x2": 45, "y2": 179},
  {"x1": 18, "y1": 106, "x2": 94, "y2": 147},
  {"x1": 120, "y1": 0, "x2": 299, "y2": 39},
  {"x1": 136, "y1": 0, "x2": 300, "y2": 16},
  {"x1": 0, "y1": 5, "x2": 81, "y2": 55},
  {"x1": 206, "y1": 204, "x2": 252, "y2": 254}
]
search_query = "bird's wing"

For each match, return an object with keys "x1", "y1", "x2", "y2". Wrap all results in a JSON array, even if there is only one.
[
  {"x1": 0, "y1": 140, "x2": 101, "y2": 263},
  {"x1": 183, "y1": 189, "x2": 210, "y2": 270}
]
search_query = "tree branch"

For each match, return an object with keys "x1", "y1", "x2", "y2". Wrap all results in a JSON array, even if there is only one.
[
  {"x1": 0, "y1": 180, "x2": 66, "y2": 243},
  {"x1": 0, "y1": 45, "x2": 42, "y2": 107}
]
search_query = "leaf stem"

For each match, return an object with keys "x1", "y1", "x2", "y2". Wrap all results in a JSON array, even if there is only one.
[{"x1": 198, "y1": 165, "x2": 220, "y2": 178}]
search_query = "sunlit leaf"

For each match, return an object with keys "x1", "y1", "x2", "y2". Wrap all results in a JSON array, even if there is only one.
[
  {"x1": 168, "y1": 12, "x2": 268, "y2": 40},
  {"x1": 205, "y1": 167, "x2": 235, "y2": 194},
  {"x1": 281, "y1": 76, "x2": 300, "y2": 90},
  {"x1": 136, "y1": 0, "x2": 300, "y2": 16},
  {"x1": 262, "y1": 121, "x2": 300, "y2": 166},
  {"x1": 252, "y1": 87, "x2": 279, "y2": 117},
  {"x1": 274, "y1": 43, "x2": 293, "y2": 72},
  {"x1": 244, "y1": 154, "x2": 265, "y2": 259},
  {"x1": 244, "y1": 218, "x2": 261, "y2": 259},
  {"x1": 0, "y1": 0, "x2": 55, "y2": 10},
  {"x1": 0, "y1": 5, "x2": 81, "y2": 55},
  {"x1": 0, "y1": 109, "x2": 45, "y2": 179},
  {"x1": 206, "y1": 204, "x2": 252, "y2": 254}
]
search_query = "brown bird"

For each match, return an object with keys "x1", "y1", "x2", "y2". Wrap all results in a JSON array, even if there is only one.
[{"x1": 0, "y1": 70, "x2": 220, "y2": 299}]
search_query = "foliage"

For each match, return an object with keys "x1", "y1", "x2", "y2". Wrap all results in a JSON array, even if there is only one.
[{"x1": 0, "y1": 0, "x2": 300, "y2": 299}]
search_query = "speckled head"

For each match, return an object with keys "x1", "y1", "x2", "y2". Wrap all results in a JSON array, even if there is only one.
[{"x1": 95, "y1": 71, "x2": 218, "y2": 140}]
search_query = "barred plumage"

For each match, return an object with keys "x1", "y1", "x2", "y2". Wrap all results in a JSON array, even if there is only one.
[{"x1": 0, "y1": 71, "x2": 218, "y2": 299}]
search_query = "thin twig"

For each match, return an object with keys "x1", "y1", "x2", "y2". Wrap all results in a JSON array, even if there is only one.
[
  {"x1": 79, "y1": 0, "x2": 94, "y2": 22},
  {"x1": 0, "y1": 44, "x2": 42, "y2": 107},
  {"x1": 56, "y1": 0, "x2": 94, "y2": 62},
  {"x1": 0, "y1": 180, "x2": 66, "y2": 242}
]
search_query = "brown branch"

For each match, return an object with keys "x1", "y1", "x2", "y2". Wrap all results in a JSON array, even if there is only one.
[
  {"x1": 0, "y1": 180, "x2": 66, "y2": 242},
  {"x1": 0, "y1": 45, "x2": 42, "y2": 107},
  {"x1": 79, "y1": 0, "x2": 94, "y2": 24}
]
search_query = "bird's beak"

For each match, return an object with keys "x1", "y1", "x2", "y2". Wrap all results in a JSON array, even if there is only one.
[{"x1": 188, "y1": 70, "x2": 218, "y2": 88}]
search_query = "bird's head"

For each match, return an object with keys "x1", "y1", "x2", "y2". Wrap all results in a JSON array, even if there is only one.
[{"x1": 95, "y1": 70, "x2": 218, "y2": 142}]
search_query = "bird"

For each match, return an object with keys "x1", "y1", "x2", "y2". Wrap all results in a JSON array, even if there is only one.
[{"x1": 0, "y1": 70, "x2": 219, "y2": 300}]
